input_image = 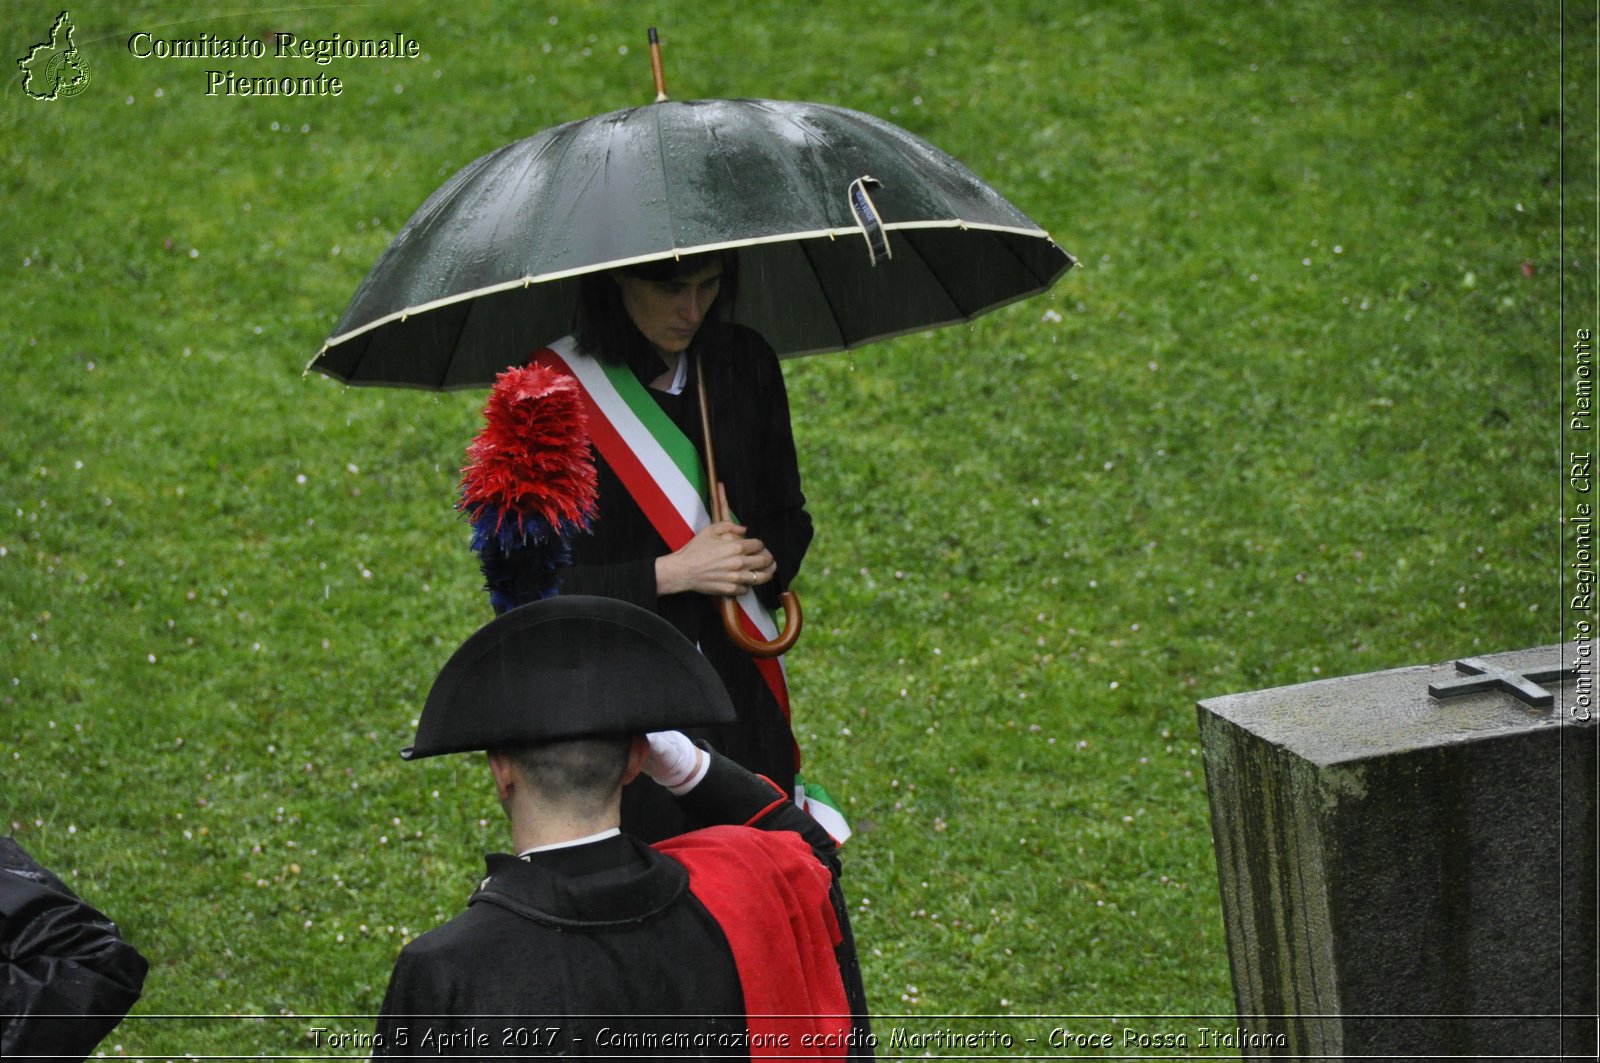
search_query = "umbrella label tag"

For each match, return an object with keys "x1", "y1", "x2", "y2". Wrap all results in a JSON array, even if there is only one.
[{"x1": 849, "y1": 176, "x2": 892, "y2": 266}]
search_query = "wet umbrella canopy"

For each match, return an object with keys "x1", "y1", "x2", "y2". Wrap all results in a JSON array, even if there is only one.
[{"x1": 310, "y1": 96, "x2": 1075, "y2": 388}]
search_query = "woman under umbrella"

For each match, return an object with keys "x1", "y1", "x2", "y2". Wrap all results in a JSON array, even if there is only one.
[{"x1": 495, "y1": 250, "x2": 813, "y2": 842}]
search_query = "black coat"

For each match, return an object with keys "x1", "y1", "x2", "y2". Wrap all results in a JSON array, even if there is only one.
[
  {"x1": 374, "y1": 753, "x2": 872, "y2": 1061},
  {"x1": 375, "y1": 836, "x2": 747, "y2": 1059},
  {"x1": 1, "y1": 838, "x2": 149, "y2": 1063}
]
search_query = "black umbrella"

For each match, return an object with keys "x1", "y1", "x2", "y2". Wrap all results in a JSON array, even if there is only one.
[
  {"x1": 309, "y1": 32, "x2": 1076, "y2": 654},
  {"x1": 308, "y1": 42, "x2": 1073, "y2": 387}
]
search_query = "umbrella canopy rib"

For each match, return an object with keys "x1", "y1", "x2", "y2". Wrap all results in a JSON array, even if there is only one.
[
  {"x1": 519, "y1": 122, "x2": 583, "y2": 282},
  {"x1": 759, "y1": 102, "x2": 849, "y2": 229},
  {"x1": 794, "y1": 236, "x2": 847, "y2": 352},
  {"x1": 647, "y1": 103, "x2": 680, "y2": 255}
]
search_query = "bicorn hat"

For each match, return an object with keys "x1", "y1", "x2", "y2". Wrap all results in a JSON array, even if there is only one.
[{"x1": 402, "y1": 595, "x2": 735, "y2": 759}]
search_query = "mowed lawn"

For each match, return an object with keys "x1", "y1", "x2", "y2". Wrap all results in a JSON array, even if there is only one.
[{"x1": 2, "y1": 0, "x2": 1580, "y2": 1056}]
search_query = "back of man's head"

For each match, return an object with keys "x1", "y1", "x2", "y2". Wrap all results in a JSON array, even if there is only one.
[{"x1": 498, "y1": 736, "x2": 634, "y2": 813}]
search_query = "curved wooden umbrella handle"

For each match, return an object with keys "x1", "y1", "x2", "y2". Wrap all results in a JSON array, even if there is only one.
[
  {"x1": 720, "y1": 590, "x2": 802, "y2": 658},
  {"x1": 696, "y1": 352, "x2": 803, "y2": 658}
]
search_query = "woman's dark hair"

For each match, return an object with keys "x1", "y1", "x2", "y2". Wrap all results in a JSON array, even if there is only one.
[{"x1": 573, "y1": 249, "x2": 740, "y2": 366}]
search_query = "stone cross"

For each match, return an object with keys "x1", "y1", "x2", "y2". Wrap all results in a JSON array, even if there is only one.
[{"x1": 1427, "y1": 657, "x2": 1580, "y2": 707}]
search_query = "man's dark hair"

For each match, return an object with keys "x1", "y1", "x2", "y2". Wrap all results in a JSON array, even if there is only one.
[
  {"x1": 573, "y1": 250, "x2": 741, "y2": 367},
  {"x1": 495, "y1": 736, "x2": 634, "y2": 808}
]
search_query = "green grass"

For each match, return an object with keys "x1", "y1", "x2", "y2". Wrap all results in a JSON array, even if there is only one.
[{"x1": 2, "y1": 0, "x2": 1588, "y2": 1056}]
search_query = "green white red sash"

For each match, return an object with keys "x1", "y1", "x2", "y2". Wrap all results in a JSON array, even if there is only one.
[{"x1": 532, "y1": 337, "x2": 850, "y2": 843}]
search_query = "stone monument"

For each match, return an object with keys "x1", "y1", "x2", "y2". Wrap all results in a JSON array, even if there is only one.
[{"x1": 1198, "y1": 643, "x2": 1597, "y2": 1057}]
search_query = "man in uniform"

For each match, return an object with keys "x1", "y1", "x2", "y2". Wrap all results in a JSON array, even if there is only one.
[{"x1": 373, "y1": 595, "x2": 872, "y2": 1059}]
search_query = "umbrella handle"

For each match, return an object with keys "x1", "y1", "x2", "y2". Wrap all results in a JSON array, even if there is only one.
[
  {"x1": 720, "y1": 589, "x2": 802, "y2": 659},
  {"x1": 696, "y1": 352, "x2": 804, "y2": 658}
]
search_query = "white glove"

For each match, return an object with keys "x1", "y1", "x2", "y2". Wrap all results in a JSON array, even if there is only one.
[{"x1": 643, "y1": 731, "x2": 709, "y2": 795}]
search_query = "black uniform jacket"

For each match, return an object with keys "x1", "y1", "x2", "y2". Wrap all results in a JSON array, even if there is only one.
[{"x1": 374, "y1": 752, "x2": 872, "y2": 1060}]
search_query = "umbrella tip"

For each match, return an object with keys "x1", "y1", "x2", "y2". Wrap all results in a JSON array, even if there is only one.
[{"x1": 647, "y1": 27, "x2": 668, "y2": 102}]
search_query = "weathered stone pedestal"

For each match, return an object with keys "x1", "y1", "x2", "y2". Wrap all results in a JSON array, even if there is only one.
[{"x1": 1198, "y1": 644, "x2": 1597, "y2": 1058}]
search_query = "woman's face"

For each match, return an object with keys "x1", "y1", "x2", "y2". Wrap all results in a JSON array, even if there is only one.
[{"x1": 614, "y1": 261, "x2": 724, "y2": 355}]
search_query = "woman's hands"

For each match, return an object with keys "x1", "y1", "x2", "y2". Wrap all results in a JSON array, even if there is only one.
[
  {"x1": 655, "y1": 521, "x2": 776, "y2": 597},
  {"x1": 655, "y1": 485, "x2": 777, "y2": 598}
]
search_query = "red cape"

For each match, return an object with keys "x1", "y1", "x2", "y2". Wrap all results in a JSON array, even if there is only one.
[{"x1": 657, "y1": 825, "x2": 852, "y2": 1058}]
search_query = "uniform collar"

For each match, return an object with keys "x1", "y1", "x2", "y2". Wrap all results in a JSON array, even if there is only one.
[
  {"x1": 517, "y1": 827, "x2": 621, "y2": 856},
  {"x1": 470, "y1": 836, "x2": 687, "y2": 929}
]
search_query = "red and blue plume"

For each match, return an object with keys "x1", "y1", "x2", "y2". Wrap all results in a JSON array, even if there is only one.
[{"x1": 458, "y1": 364, "x2": 598, "y2": 613}]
